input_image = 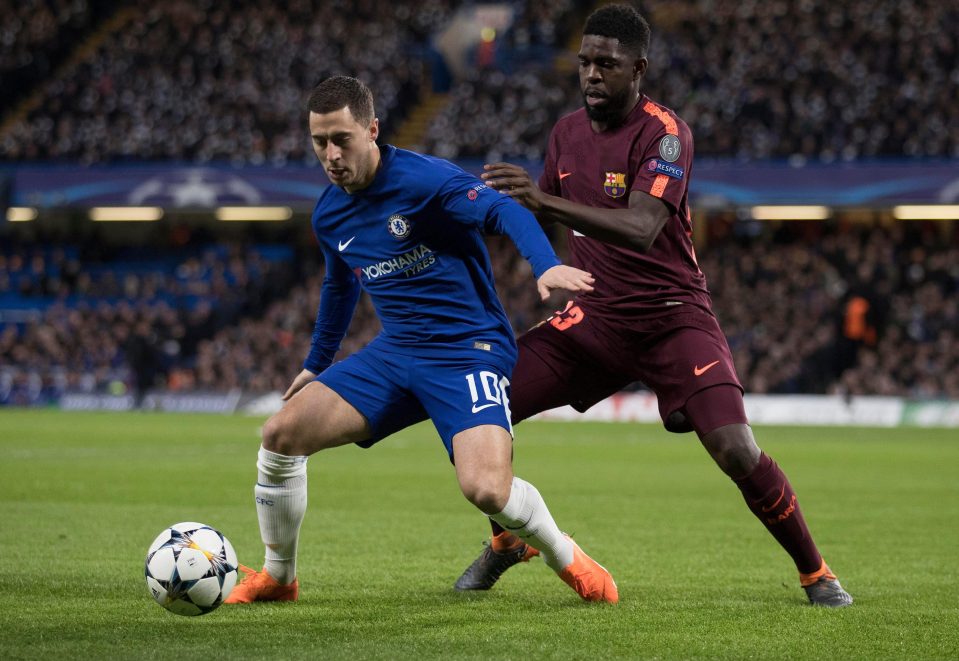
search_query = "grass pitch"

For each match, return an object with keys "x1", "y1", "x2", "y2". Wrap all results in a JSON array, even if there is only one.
[{"x1": 0, "y1": 409, "x2": 957, "y2": 660}]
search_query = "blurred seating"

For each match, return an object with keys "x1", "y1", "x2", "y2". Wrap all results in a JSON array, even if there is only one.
[
  {"x1": 0, "y1": 241, "x2": 296, "y2": 404},
  {"x1": 1, "y1": 0, "x2": 453, "y2": 163},
  {"x1": 3, "y1": 222, "x2": 958, "y2": 403},
  {"x1": 425, "y1": 0, "x2": 959, "y2": 161},
  {"x1": 6, "y1": 1, "x2": 954, "y2": 162},
  {"x1": 0, "y1": 0, "x2": 113, "y2": 109}
]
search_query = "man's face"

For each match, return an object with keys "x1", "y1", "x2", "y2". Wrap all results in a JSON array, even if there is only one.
[
  {"x1": 578, "y1": 35, "x2": 646, "y2": 125},
  {"x1": 309, "y1": 106, "x2": 379, "y2": 191}
]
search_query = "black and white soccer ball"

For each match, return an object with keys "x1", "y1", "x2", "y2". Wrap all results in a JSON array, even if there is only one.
[{"x1": 144, "y1": 521, "x2": 238, "y2": 616}]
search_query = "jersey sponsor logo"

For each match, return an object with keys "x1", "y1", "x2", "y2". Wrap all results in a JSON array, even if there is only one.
[
  {"x1": 647, "y1": 159, "x2": 685, "y2": 179},
  {"x1": 359, "y1": 243, "x2": 436, "y2": 280},
  {"x1": 603, "y1": 171, "x2": 627, "y2": 198},
  {"x1": 659, "y1": 135, "x2": 681, "y2": 162},
  {"x1": 693, "y1": 360, "x2": 720, "y2": 376},
  {"x1": 338, "y1": 236, "x2": 356, "y2": 251},
  {"x1": 387, "y1": 214, "x2": 411, "y2": 239}
]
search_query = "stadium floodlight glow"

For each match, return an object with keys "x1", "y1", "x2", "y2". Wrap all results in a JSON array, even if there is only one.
[
  {"x1": 89, "y1": 207, "x2": 164, "y2": 222},
  {"x1": 215, "y1": 206, "x2": 293, "y2": 222},
  {"x1": 892, "y1": 205, "x2": 959, "y2": 220},
  {"x1": 6, "y1": 207, "x2": 38, "y2": 222},
  {"x1": 750, "y1": 205, "x2": 831, "y2": 220}
]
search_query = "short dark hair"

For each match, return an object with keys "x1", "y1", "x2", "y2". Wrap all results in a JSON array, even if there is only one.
[
  {"x1": 583, "y1": 4, "x2": 651, "y2": 58},
  {"x1": 307, "y1": 76, "x2": 375, "y2": 126}
]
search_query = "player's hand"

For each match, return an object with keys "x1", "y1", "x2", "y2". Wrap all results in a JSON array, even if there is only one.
[
  {"x1": 482, "y1": 162, "x2": 545, "y2": 213},
  {"x1": 536, "y1": 265, "x2": 595, "y2": 301},
  {"x1": 283, "y1": 368, "x2": 317, "y2": 401}
]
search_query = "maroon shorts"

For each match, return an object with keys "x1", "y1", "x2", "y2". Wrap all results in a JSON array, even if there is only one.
[{"x1": 510, "y1": 302, "x2": 745, "y2": 434}]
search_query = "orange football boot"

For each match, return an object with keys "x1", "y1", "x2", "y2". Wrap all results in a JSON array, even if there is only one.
[
  {"x1": 224, "y1": 565, "x2": 299, "y2": 604},
  {"x1": 557, "y1": 536, "x2": 619, "y2": 604}
]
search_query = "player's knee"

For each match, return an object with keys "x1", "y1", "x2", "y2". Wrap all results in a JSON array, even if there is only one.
[
  {"x1": 458, "y1": 474, "x2": 510, "y2": 515},
  {"x1": 261, "y1": 414, "x2": 302, "y2": 456},
  {"x1": 701, "y1": 424, "x2": 761, "y2": 478}
]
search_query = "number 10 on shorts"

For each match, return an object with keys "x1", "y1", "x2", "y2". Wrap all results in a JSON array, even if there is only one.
[{"x1": 465, "y1": 371, "x2": 512, "y2": 427}]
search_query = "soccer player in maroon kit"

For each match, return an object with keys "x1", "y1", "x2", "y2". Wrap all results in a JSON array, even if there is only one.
[{"x1": 453, "y1": 4, "x2": 852, "y2": 607}]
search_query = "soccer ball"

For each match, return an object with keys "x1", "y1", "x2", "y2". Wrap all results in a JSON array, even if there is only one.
[{"x1": 144, "y1": 521, "x2": 238, "y2": 616}]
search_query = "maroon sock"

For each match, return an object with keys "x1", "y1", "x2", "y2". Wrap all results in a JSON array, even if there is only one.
[
  {"x1": 489, "y1": 519, "x2": 505, "y2": 536},
  {"x1": 733, "y1": 453, "x2": 823, "y2": 574}
]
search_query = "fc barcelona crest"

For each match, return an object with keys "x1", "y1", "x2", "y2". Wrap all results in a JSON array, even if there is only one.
[{"x1": 603, "y1": 171, "x2": 627, "y2": 198}]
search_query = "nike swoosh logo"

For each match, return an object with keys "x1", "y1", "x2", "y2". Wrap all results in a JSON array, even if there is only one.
[
  {"x1": 559, "y1": 171, "x2": 573, "y2": 180},
  {"x1": 693, "y1": 360, "x2": 720, "y2": 376},
  {"x1": 338, "y1": 236, "x2": 356, "y2": 251},
  {"x1": 471, "y1": 403, "x2": 499, "y2": 413},
  {"x1": 761, "y1": 484, "x2": 786, "y2": 512}
]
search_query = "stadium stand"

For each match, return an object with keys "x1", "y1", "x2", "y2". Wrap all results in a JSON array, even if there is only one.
[
  {"x1": 700, "y1": 220, "x2": 959, "y2": 398},
  {"x1": 423, "y1": 0, "x2": 959, "y2": 161},
  {"x1": 4, "y1": 1, "x2": 955, "y2": 162},
  {"x1": 0, "y1": 0, "x2": 115, "y2": 110},
  {"x1": 1, "y1": 2, "x2": 957, "y2": 407},
  {"x1": 4, "y1": 221, "x2": 956, "y2": 404},
  {"x1": 0, "y1": 239, "x2": 297, "y2": 404},
  {"x1": 1, "y1": 0, "x2": 453, "y2": 163}
]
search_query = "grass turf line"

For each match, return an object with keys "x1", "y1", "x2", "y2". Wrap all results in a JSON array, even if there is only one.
[{"x1": 0, "y1": 409, "x2": 957, "y2": 659}]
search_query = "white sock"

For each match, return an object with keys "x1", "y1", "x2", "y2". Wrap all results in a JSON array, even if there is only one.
[
  {"x1": 255, "y1": 446, "x2": 308, "y2": 584},
  {"x1": 489, "y1": 476, "x2": 574, "y2": 572}
]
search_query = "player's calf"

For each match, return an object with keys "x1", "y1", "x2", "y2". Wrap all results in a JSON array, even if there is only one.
[{"x1": 487, "y1": 476, "x2": 618, "y2": 603}]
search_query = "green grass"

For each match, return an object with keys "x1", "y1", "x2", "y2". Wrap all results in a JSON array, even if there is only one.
[{"x1": 1, "y1": 409, "x2": 957, "y2": 660}]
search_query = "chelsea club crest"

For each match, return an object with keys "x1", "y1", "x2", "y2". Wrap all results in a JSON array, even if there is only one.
[{"x1": 387, "y1": 214, "x2": 411, "y2": 239}]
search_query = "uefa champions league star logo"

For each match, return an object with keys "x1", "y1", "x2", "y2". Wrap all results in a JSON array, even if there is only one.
[
  {"x1": 387, "y1": 214, "x2": 411, "y2": 239},
  {"x1": 127, "y1": 169, "x2": 262, "y2": 206}
]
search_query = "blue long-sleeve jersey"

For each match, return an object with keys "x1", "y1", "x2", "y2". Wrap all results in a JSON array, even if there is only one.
[{"x1": 304, "y1": 145, "x2": 561, "y2": 375}]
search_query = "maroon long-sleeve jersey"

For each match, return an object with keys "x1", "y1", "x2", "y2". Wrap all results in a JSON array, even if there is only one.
[{"x1": 539, "y1": 95, "x2": 712, "y2": 319}]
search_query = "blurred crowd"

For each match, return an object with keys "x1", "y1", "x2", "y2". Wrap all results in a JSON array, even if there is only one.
[
  {"x1": 423, "y1": 68, "x2": 577, "y2": 162},
  {"x1": 701, "y1": 221, "x2": 959, "y2": 398},
  {"x1": 0, "y1": 0, "x2": 111, "y2": 108},
  {"x1": 3, "y1": 222, "x2": 957, "y2": 405},
  {"x1": 426, "y1": 0, "x2": 959, "y2": 162},
  {"x1": 5, "y1": 1, "x2": 955, "y2": 163},
  {"x1": 642, "y1": 0, "x2": 959, "y2": 160},
  {"x1": 2, "y1": 0, "x2": 450, "y2": 163},
  {"x1": 0, "y1": 242, "x2": 295, "y2": 405},
  {"x1": 1, "y1": 0, "x2": 958, "y2": 404}
]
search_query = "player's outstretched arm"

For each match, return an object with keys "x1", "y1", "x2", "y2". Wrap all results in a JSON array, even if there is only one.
[
  {"x1": 536, "y1": 265, "x2": 595, "y2": 302},
  {"x1": 483, "y1": 162, "x2": 670, "y2": 253},
  {"x1": 482, "y1": 163, "x2": 547, "y2": 214},
  {"x1": 282, "y1": 369, "x2": 318, "y2": 401}
]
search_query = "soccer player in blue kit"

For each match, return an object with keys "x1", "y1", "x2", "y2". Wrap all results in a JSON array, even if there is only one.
[{"x1": 226, "y1": 76, "x2": 619, "y2": 604}]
